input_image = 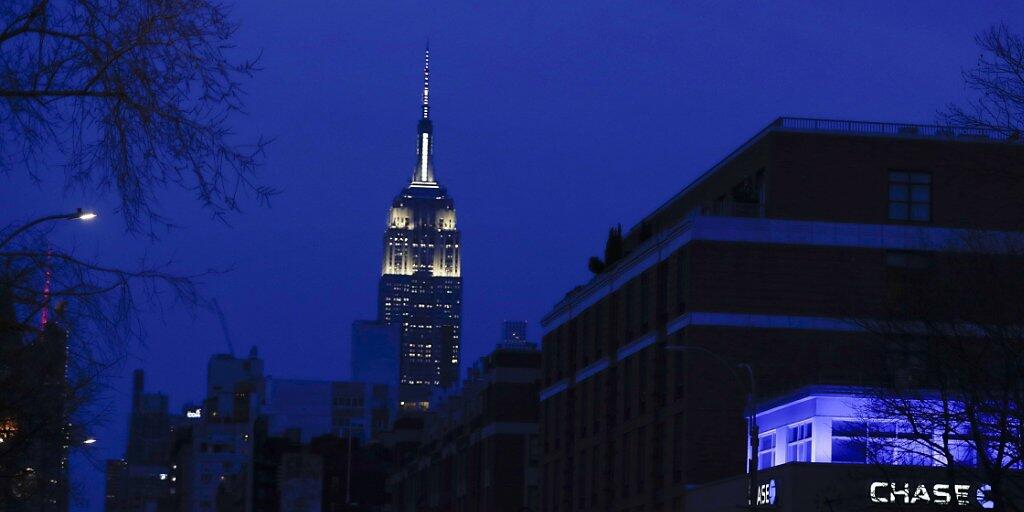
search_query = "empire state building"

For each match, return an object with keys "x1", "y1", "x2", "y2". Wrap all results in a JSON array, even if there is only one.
[{"x1": 378, "y1": 49, "x2": 461, "y2": 408}]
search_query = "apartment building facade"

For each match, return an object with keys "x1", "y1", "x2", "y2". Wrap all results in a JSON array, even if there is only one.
[
  {"x1": 389, "y1": 345, "x2": 542, "y2": 512},
  {"x1": 539, "y1": 118, "x2": 1024, "y2": 512}
]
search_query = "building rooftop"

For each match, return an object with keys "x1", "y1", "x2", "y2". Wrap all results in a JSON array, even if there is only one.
[
  {"x1": 770, "y1": 116, "x2": 1012, "y2": 142},
  {"x1": 643, "y1": 116, "x2": 1017, "y2": 241},
  {"x1": 543, "y1": 116, "x2": 1022, "y2": 326}
]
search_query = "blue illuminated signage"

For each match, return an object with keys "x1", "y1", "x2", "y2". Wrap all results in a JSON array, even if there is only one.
[
  {"x1": 755, "y1": 479, "x2": 777, "y2": 506},
  {"x1": 869, "y1": 481, "x2": 993, "y2": 508}
]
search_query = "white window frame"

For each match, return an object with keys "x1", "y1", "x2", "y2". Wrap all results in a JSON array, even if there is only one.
[{"x1": 787, "y1": 421, "x2": 813, "y2": 462}]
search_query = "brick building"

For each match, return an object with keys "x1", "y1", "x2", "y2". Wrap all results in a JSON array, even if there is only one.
[
  {"x1": 247, "y1": 428, "x2": 391, "y2": 512},
  {"x1": 389, "y1": 344, "x2": 542, "y2": 512},
  {"x1": 538, "y1": 118, "x2": 1024, "y2": 512}
]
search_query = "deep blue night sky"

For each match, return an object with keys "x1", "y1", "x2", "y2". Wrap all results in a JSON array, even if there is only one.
[{"x1": 3, "y1": 2, "x2": 1023, "y2": 509}]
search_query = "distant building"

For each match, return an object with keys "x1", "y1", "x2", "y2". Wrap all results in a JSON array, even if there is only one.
[
  {"x1": 377, "y1": 48, "x2": 462, "y2": 409},
  {"x1": 499, "y1": 320, "x2": 533, "y2": 349},
  {"x1": 104, "y1": 369, "x2": 178, "y2": 511},
  {"x1": 0, "y1": 316, "x2": 71, "y2": 512},
  {"x1": 277, "y1": 452, "x2": 322, "y2": 512},
  {"x1": 249, "y1": 426, "x2": 391, "y2": 512},
  {"x1": 388, "y1": 343, "x2": 542, "y2": 512},
  {"x1": 501, "y1": 320, "x2": 528, "y2": 343},
  {"x1": 168, "y1": 349, "x2": 264, "y2": 512},
  {"x1": 103, "y1": 459, "x2": 129, "y2": 512},
  {"x1": 351, "y1": 320, "x2": 400, "y2": 386},
  {"x1": 262, "y1": 377, "x2": 394, "y2": 443},
  {"x1": 111, "y1": 346, "x2": 402, "y2": 512},
  {"x1": 206, "y1": 348, "x2": 265, "y2": 421}
]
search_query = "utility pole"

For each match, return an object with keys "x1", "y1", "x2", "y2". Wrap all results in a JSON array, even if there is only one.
[
  {"x1": 665, "y1": 346, "x2": 758, "y2": 509},
  {"x1": 739, "y1": 363, "x2": 758, "y2": 510},
  {"x1": 346, "y1": 423, "x2": 354, "y2": 506}
]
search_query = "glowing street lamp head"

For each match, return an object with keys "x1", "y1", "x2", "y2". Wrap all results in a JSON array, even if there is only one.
[
  {"x1": 83, "y1": 438, "x2": 97, "y2": 445},
  {"x1": 75, "y1": 208, "x2": 97, "y2": 221}
]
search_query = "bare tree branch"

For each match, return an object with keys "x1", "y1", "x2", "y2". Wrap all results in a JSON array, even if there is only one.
[{"x1": 0, "y1": 0, "x2": 275, "y2": 232}]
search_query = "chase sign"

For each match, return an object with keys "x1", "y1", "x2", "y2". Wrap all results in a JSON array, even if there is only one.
[
  {"x1": 755, "y1": 479, "x2": 777, "y2": 506},
  {"x1": 869, "y1": 482, "x2": 994, "y2": 508}
]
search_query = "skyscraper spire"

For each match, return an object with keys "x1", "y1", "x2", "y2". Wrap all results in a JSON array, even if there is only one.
[
  {"x1": 412, "y1": 45, "x2": 436, "y2": 186},
  {"x1": 379, "y1": 43, "x2": 462, "y2": 409},
  {"x1": 421, "y1": 43, "x2": 430, "y2": 120}
]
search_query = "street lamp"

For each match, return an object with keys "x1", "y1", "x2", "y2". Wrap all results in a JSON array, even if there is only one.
[
  {"x1": 665, "y1": 345, "x2": 758, "y2": 509},
  {"x1": 82, "y1": 438, "x2": 97, "y2": 445},
  {"x1": 0, "y1": 208, "x2": 98, "y2": 249},
  {"x1": 76, "y1": 210, "x2": 97, "y2": 221}
]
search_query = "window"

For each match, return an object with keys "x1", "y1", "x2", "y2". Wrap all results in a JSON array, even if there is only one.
[
  {"x1": 638, "y1": 352, "x2": 648, "y2": 414},
  {"x1": 831, "y1": 421, "x2": 867, "y2": 463},
  {"x1": 787, "y1": 422, "x2": 812, "y2": 462},
  {"x1": 637, "y1": 427, "x2": 646, "y2": 492},
  {"x1": 675, "y1": 252, "x2": 687, "y2": 314},
  {"x1": 672, "y1": 413, "x2": 683, "y2": 483},
  {"x1": 830, "y1": 420, "x2": 933, "y2": 466},
  {"x1": 885, "y1": 250, "x2": 933, "y2": 269},
  {"x1": 639, "y1": 273, "x2": 650, "y2": 331},
  {"x1": 758, "y1": 432, "x2": 776, "y2": 469},
  {"x1": 949, "y1": 440, "x2": 978, "y2": 466},
  {"x1": 621, "y1": 432, "x2": 631, "y2": 496},
  {"x1": 889, "y1": 171, "x2": 931, "y2": 221}
]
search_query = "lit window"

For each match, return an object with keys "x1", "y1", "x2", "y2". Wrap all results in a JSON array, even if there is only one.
[
  {"x1": 831, "y1": 420, "x2": 866, "y2": 463},
  {"x1": 888, "y1": 171, "x2": 931, "y2": 221},
  {"x1": 758, "y1": 432, "x2": 776, "y2": 469},
  {"x1": 787, "y1": 422, "x2": 812, "y2": 462}
]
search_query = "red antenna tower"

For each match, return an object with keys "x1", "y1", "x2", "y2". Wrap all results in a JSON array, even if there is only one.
[{"x1": 40, "y1": 249, "x2": 52, "y2": 328}]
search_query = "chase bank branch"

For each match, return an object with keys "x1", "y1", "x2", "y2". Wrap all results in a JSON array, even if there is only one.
[
  {"x1": 687, "y1": 463, "x2": 1006, "y2": 511},
  {"x1": 687, "y1": 387, "x2": 1018, "y2": 511}
]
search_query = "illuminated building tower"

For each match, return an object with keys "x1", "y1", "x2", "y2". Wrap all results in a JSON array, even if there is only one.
[
  {"x1": 378, "y1": 47, "x2": 462, "y2": 408},
  {"x1": 501, "y1": 320, "x2": 529, "y2": 345}
]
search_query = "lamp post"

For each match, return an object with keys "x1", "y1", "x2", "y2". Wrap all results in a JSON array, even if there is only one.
[
  {"x1": 0, "y1": 208, "x2": 97, "y2": 249},
  {"x1": 665, "y1": 345, "x2": 758, "y2": 509},
  {"x1": 342, "y1": 422, "x2": 357, "y2": 506}
]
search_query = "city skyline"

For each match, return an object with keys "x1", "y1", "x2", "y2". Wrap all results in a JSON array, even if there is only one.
[{"x1": 3, "y1": 2, "x2": 1024, "y2": 510}]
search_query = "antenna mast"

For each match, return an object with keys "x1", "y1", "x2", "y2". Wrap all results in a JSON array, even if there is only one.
[{"x1": 213, "y1": 299, "x2": 236, "y2": 356}]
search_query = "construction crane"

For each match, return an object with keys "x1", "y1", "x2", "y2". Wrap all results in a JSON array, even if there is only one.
[{"x1": 212, "y1": 299, "x2": 236, "y2": 356}]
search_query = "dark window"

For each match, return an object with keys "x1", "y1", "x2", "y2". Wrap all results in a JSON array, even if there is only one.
[
  {"x1": 621, "y1": 432, "x2": 630, "y2": 496},
  {"x1": 640, "y1": 356, "x2": 649, "y2": 414},
  {"x1": 888, "y1": 171, "x2": 931, "y2": 221},
  {"x1": 624, "y1": 282, "x2": 635, "y2": 339},
  {"x1": 885, "y1": 250, "x2": 933, "y2": 269},
  {"x1": 623, "y1": 359, "x2": 633, "y2": 420},
  {"x1": 639, "y1": 273, "x2": 650, "y2": 331},
  {"x1": 675, "y1": 253, "x2": 687, "y2": 314},
  {"x1": 637, "y1": 426, "x2": 646, "y2": 491},
  {"x1": 832, "y1": 437, "x2": 867, "y2": 463},
  {"x1": 672, "y1": 413, "x2": 683, "y2": 482},
  {"x1": 832, "y1": 420, "x2": 866, "y2": 437}
]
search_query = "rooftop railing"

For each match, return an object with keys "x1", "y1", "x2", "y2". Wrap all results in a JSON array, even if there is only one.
[
  {"x1": 773, "y1": 117, "x2": 1015, "y2": 142},
  {"x1": 691, "y1": 200, "x2": 765, "y2": 219}
]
